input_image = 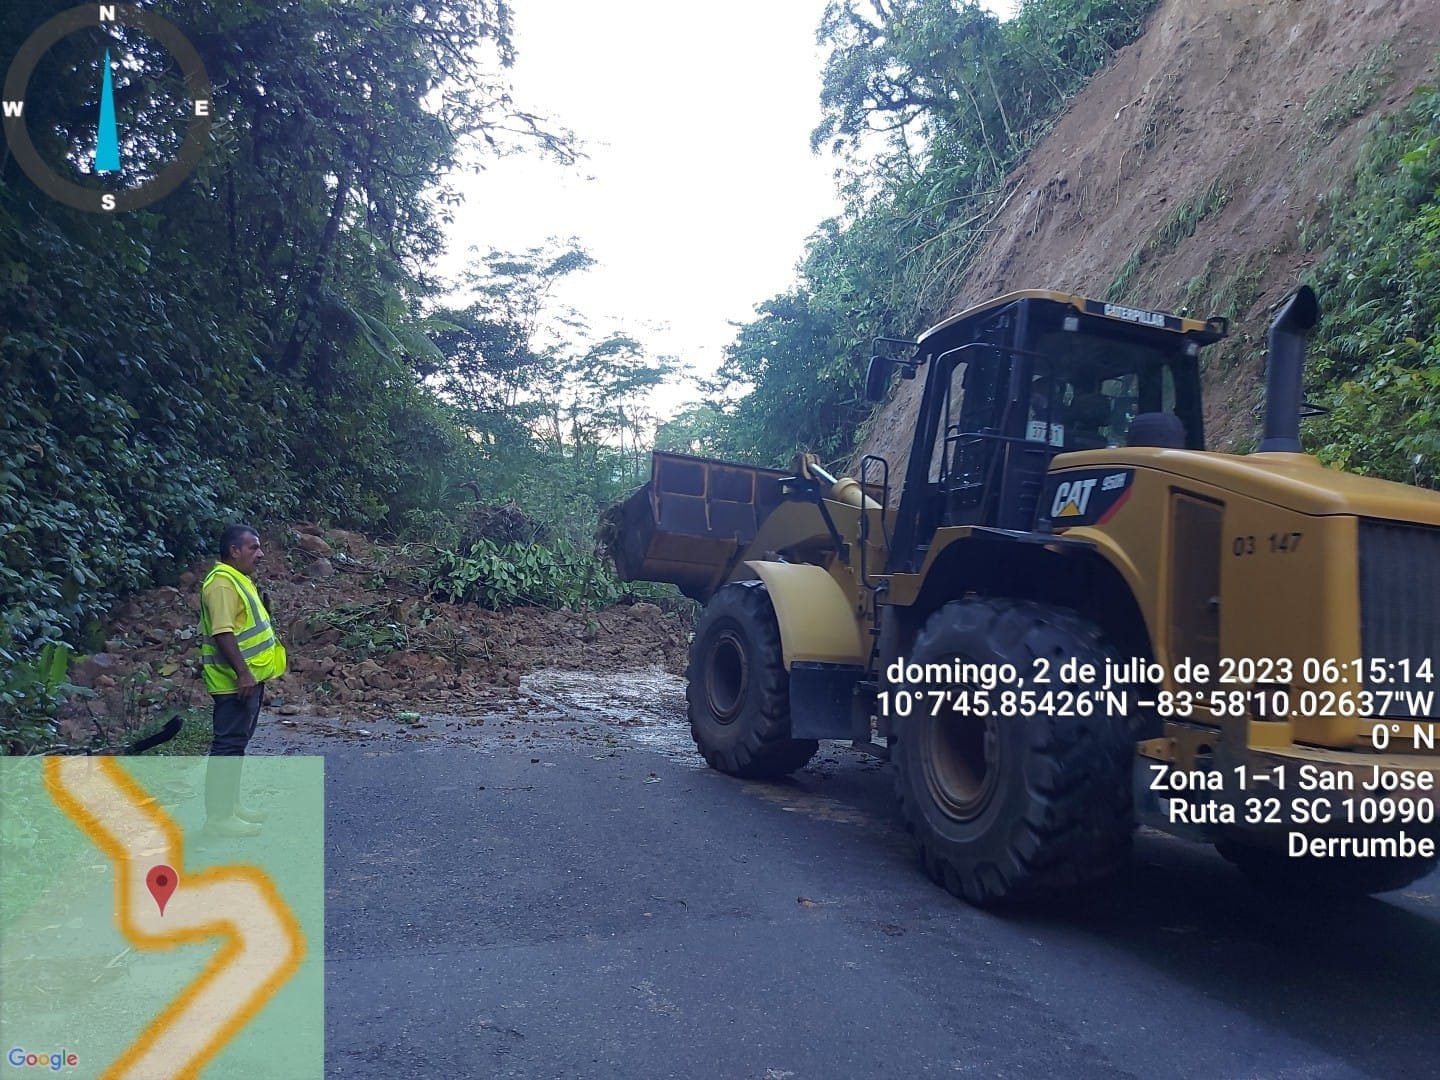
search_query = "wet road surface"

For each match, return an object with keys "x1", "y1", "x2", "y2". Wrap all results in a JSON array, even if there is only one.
[{"x1": 251, "y1": 667, "x2": 1440, "y2": 1079}]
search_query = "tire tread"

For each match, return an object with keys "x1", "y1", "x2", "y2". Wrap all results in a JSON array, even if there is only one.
[
  {"x1": 687, "y1": 581, "x2": 818, "y2": 779},
  {"x1": 892, "y1": 597, "x2": 1134, "y2": 906}
]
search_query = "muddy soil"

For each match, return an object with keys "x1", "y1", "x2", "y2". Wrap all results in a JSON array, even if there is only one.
[{"x1": 57, "y1": 524, "x2": 693, "y2": 747}]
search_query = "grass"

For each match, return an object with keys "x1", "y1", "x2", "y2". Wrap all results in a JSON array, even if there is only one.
[
  {"x1": 147, "y1": 706, "x2": 214, "y2": 755},
  {"x1": 1180, "y1": 256, "x2": 1219, "y2": 316},
  {"x1": 1209, "y1": 255, "x2": 1266, "y2": 320},
  {"x1": 1106, "y1": 248, "x2": 1146, "y2": 302},
  {"x1": 1302, "y1": 43, "x2": 1395, "y2": 139},
  {"x1": 1156, "y1": 179, "x2": 1231, "y2": 249},
  {"x1": 1183, "y1": 251, "x2": 1266, "y2": 323},
  {"x1": 1107, "y1": 178, "x2": 1231, "y2": 303}
]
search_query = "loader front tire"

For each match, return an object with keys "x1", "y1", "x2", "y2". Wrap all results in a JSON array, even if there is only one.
[
  {"x1": 892, "y1": 598, "x2": 1134, "y2": 906},
  {"x1": 687, "y1": 581, "x2": 818, "y2": 779}
]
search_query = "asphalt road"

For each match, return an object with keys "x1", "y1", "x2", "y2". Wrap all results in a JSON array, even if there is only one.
[{"x1": 251, "y1": 668, "x2": 1440, "y2": 1080}]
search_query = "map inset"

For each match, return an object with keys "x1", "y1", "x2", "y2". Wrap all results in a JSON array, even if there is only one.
[{"x1": 0, "y1": 756, "x2": 324, "y2": 1078}]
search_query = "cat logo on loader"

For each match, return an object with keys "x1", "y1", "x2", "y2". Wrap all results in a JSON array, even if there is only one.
[{"x1": 1051, "y1": 477, "x2": 1097, "y2": 518}]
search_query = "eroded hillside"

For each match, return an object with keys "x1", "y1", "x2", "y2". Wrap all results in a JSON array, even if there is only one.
[{"x1": 854, "y1": 0, "x2": 1440, "y2": 476}]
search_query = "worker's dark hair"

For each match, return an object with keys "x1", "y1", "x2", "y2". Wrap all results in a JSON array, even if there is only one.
[{"x1": 218, "y1": 524, "x2": 259, "y2": 559}]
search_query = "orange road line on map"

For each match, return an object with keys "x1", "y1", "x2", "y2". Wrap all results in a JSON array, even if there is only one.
[{"x1": 43, "y1": 757, "x2": 306, "y2": 1080}]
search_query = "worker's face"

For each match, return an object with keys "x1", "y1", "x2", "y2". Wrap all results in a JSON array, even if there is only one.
[{"x1": 228, "y1": 533, "x2": 264, "y2": 574}]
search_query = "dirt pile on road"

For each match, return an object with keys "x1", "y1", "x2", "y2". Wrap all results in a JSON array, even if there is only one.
[
  {"x1": 58, "y1": 524, "x2": 692, "y2": 743},
  {"x1": 854, "y1": 0, "x2": 1440, "y2": 473}
]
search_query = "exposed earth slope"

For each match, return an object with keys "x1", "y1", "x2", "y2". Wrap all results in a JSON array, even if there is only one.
[{"x1": 854, "y1": 0, "x2": 1440, "y2": 475}]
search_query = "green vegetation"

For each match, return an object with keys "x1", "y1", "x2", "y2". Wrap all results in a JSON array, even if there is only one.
[
  {"x1": 1180, "y1": 251, "x2": 1265, "y2": 326},
  {"x1": 1302, "y1": 44, "x2": 1395, "y2": 144},
  {"x1": 682, "y1": 0, "x2": 1160, "y2": 466},
  {"x1": 151, "y1": 708, "x2": 215, "y2": 756},
  {"x1": 1305, "y1": 82, "x2": 1440, "y2": 486},
  {"x1": 1108, "y1": 178, "x2": 1230, "y2": 302},
  {"x1": 9, "y1": 0, "x2": 1434, "y2": 758},
  {"x1": 0, "y1": 639, "x2": 87, "y2": 751},
  {"x1": 425, "y1": 538, "x2": 636, "y2": 611},
  {"x1": 1156, "y1": 179, "x2": 1231, "y2": 251},
  {"x1": 1, "y1": 1, "x2": 670, "y2": 748}
]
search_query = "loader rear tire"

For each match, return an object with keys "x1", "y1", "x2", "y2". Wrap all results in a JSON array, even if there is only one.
[
  {"x1": 687, "y1": 581, "x2": 818, "y2": 779},
  {"x1": 1217, "y1": 839, "x2": 1438, "y2": 897},
  {"x1": 892, "y1": 598, "x2": 1134, "y2": 907}
]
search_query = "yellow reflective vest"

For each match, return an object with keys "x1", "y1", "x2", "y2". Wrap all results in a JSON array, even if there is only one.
[{"x1": 199, "y1": 563, "x2": 287, "y2": 694}]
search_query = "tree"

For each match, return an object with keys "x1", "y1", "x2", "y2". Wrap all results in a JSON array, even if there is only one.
[
  {"x1": 427, "y1": 241, "x2": 676, "y2": 538},
  {"x1": 708, "y1": 0, "x2": 1159, "y2": 467},
  {"x1": 0, "y1": 0, "x2": 572, "y2": 653}
]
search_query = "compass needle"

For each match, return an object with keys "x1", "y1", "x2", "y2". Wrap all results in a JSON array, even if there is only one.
[
  {"x1": 95, "y1": 47, "x2": 120, "y2": 174},
  {"x1": 4, "y1": 5, "x2": 211, "y2": 212}
]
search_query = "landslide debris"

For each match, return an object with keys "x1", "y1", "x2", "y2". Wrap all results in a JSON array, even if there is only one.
[{"x1": 58, "y1": 524, "x2": 692, "y2": 744}]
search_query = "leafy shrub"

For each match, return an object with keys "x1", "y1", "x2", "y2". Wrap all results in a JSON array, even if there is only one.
[
  {"x1": 0, "y1": 637, "x2": 88, "y2": 754},
  {"x1": 425, "y1": 539, "x2": 634, "y2": 611},
  {"x1": 1305, "y1": 83, "x2": 1440, "y2": 485}
]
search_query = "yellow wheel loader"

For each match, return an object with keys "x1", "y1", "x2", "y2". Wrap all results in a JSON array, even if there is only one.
[{"x1": 608, "y1": 286, "x2": 1440, "y2": 906}]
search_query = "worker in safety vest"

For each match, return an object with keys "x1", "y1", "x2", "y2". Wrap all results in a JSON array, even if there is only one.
[{"x1": 199, "y1": 524, "x2": 288, "y2": 837}]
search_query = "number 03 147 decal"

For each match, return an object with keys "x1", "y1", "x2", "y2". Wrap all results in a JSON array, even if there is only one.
[{"x1": 1231, "y1": 531, "x2": 1304, "y2": 556}]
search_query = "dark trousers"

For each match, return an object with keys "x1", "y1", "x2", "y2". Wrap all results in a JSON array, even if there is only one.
[
  {"x1": 205, "y1": 686, "x2": 263, "y2": 818},
  {"x1": 210, "y1": 686, "x2": 263, "y2": 756}
]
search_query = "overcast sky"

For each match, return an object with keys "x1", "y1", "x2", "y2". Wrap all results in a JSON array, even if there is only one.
[{"x1": 439, "y1": 0, "x2": 1017, "y2": 418}]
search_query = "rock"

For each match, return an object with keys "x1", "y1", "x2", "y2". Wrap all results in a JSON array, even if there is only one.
[
  {"x1": 279, "y1": 704, "x2": 301, "y2": 716},
  {"x1": 143, "y1": 628, "x2": 168, "y2": 645},
  {"x1": 296, "y1": 533, "x2": 334, "y2": 557},
  {"x1": 326, "y1": 529, "x2": 368, "y2": 552},
  {"x1": 363, "y1": 670, "x2": 396, "y2": 691},
  {"x1": 304, "y1": 557, "x2": 335, "y2": 579},
  {"x1": 96, "y1": 675, "x2": 117, "y2": 690},
  {"x1": 86, "y1": 698, "x2": 108, "y2": 718},
  {"x1": 104, "y1": 639, "x2": 126, "y2": 653},
  {"x1": 179, "y1": 571, "x2": 197, "y2": 588}
]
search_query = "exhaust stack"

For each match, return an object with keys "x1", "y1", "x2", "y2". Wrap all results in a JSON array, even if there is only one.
[{"x1": 1258, "y1": 285, "x2": 1320, "y2": 453}]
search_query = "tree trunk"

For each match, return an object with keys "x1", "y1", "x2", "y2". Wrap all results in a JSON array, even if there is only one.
[{"x1": 279, "y1": 173, "x2": 351, "y2": 374}]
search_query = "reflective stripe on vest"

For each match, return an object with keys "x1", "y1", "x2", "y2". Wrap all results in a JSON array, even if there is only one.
[{"x1": 199, "y1": 563, "x2": 286, "y2": 693}]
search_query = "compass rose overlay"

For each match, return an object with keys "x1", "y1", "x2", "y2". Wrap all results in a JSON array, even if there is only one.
[{"x1": 2, "y1": 4, "x2": 213, "y2": 213}]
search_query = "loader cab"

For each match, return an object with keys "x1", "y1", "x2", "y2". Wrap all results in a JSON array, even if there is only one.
[{"x1": 886, "y1": 291, "x2": 1225, "y2": 572}]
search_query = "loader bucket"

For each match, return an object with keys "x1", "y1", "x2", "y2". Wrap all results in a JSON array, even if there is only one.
[{"x1": 602, "y1": 451, "x2": 789, "y2": 600}]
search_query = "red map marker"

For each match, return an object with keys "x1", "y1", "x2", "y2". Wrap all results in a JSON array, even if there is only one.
[{"x1": 146, "y1": 865, "x2": 178, "y2": 916}]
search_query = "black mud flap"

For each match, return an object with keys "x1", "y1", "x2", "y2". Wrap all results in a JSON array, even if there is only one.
[{"x1": 789, "y1": 662, "x2": 868, "y2": 740}]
